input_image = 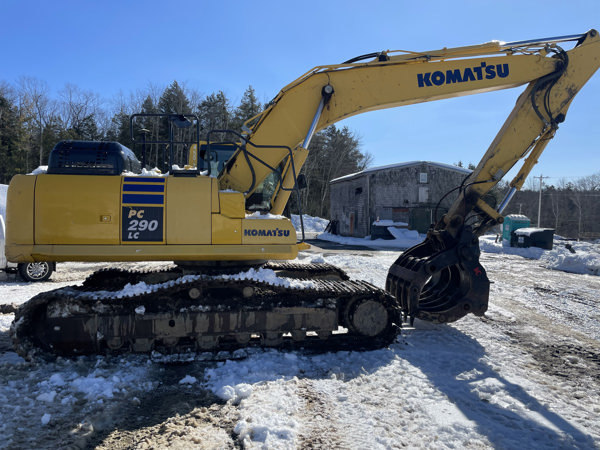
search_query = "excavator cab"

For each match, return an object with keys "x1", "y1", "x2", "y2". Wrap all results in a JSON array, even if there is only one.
[{"x1": 198, "y1": 143, "x2": 236, "y2": 175}]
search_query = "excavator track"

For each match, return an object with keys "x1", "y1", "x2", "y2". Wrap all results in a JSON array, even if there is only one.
[{"x1": 11, "y1": 263, "x2": 401, "y2": 358}]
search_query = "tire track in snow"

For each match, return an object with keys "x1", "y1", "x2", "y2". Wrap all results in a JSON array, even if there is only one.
[{"x1": 297, "y1": 378, "x2": 346, "y2": 449}]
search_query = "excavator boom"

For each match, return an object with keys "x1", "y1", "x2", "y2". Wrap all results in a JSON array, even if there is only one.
[{"x1": 220, "y1": 31, "x2": 600, "y2": 217}]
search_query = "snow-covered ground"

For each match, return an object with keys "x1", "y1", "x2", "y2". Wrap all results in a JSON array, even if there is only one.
[
  {"x1": 1, "y1": 186, "x2": 599, "y2": 448},
  {"x1": 1, "y1": 231, "x2": 599, "y2": 448}
]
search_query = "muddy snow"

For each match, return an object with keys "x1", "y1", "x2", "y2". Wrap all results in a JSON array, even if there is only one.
[{"x1": 1, "y1": 233, "x2": 599, "y2": 449}]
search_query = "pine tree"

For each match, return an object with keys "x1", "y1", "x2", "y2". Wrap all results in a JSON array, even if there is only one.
[
  {"x1": 106, "y1": 110, "x2": 132, "y2": 148},
  {"x1": 231, "y1": 86, "x2": 262, "y2": 132},
  {"x1": 139, "y1": 95, "x2": 159, "y2": 166},
  {"x1": 73, "y1": 114, "x2": 101, "y2": 140},
  {"x1": 0, "y1": 92, "x2": 26, "y2": 183},
  {"x1": 196, "y1": 91, "x2": 231, "y2": 141},
  {"x1": 157, "y1": 82, "x2": 193, "y2": 168},
  {"x1": 40, "y1": 116, "x2": 63, "y2": 163},
  {"x1": 158, "y1": 81, "x2": 191, "y2": 115}
]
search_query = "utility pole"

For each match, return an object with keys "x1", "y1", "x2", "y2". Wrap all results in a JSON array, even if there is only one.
[{"x1": 536, "y1": 174, "x2": 550, "y2": 227}]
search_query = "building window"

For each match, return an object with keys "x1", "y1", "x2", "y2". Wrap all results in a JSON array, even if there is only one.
[
  {"x1": 419, "y1": 172, "x2": 428, "y2": 183},
  {"x1": 355, "y1": 187, "x2": 363, "y2": 195}
]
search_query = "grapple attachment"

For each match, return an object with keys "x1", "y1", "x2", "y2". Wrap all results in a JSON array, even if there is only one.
[{"x1": 385, "y1": 226, "x2": 489, "y2": 324}]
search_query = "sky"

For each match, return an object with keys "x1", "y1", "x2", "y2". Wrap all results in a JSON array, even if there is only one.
[{"x1": 2, "y1": 0, "x2": 600, "y2": 186}]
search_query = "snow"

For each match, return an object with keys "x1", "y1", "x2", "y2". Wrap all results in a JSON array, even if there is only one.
[
  {"x1": 513, "y1": 227, "x2": 554, "y2": 236},
  {"x1": 30, "y1": 166, "x2": 48, "y2": 175},
  {"x1": 0, "y1": 184, "x2": 6, "y2": 219},
  {"x1": 246, "y1": 211, "x2": 286, "y2": 220},
  {"x1": 291, "y1": 214, "x2": 329, "y2": 233},
  {"x1": 372, "y1": 219, "x2": 408, "y2": 227},
  {"x1": 178, "y1": 375, "x2": 198, "y2": 385},
  {"x1": 479, "y1": 234, "x2": 600, "y2": 276},
  {"x1": 1, "y1": 197, "x2": 600, "y2": 447},
  {"x1": 1, "y1": 240, "x2": 599, "y2": 448},
  {"x1": 318, "y1": 227, "x2": 424, "y2": 250},
  {"x1": 330, "y1": 160, "x2": 471, "y2": 183}
]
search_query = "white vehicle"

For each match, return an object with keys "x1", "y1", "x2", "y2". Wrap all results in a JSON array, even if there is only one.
[{"x1": 0, "y1": 215, "x2": 54, "y2": 282}]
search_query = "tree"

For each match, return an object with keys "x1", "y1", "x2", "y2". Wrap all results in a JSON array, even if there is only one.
[
  {"x1": 58, "y1": 83, "x2": 103, "y2": 140},
  {"x1": 231, "y1": 86, "x2": 262, "y2": 132},
  {"x1": 106, "y1": 110, "x2": 132, "y2": 147},
  {"x1": 17, "y1": 76, "x2": 54, "y2": 166},
  {"x1": 157, "y1": 81, "x2": 193, "y2": 168},
  {"x1": 41, "y1": 115, "x2": 64, "y2": 161},
  {"x1": 138, "y1": 95, "x2": 160, "y2": 167},
  {"x1": 74, "y1": 114, "x2": 102, "y2": 140},
  {"x1": 158, "y1": 81, "x2": 191, "y2": 115},
  {"x1": 294, "y1": 125, "x2": 368, "y2": 217},
  {"x1": 0, "y1": 89, "x2": 27, "y2": 182},
  {"x1": 196, "y1": 90, "x2": 231, "y2": 141}
]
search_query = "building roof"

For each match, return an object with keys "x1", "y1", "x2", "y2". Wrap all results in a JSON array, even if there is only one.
[{"x1": 330, "y1": 160, "x2": 472, "y2": 184}]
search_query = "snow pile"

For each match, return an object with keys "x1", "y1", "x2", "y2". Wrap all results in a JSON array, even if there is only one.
[
  {"x1": 479, "y1": 235, "x2": 546, "y2": 259},
  {"x1": 30, "y1": 166, "x2": 48, "y2": 175},
  {"x1": 291, "y1": 214, "x2": 329, "y2": 233},
  {"x1": 480, "y1": 235, "x2": 600, "y2": 276},
  {"x1": 387, "y1": 226, "x2": 422, "y2": 246},
  {"x1": 246, "y1": 211, "x2": 286, "y2": 220},
  {"x1": 317, "y1": 228, "x2": 424, "y2": 250},
  {"x1": 541, "y1": 241, "x2": 600, "y2": 275}
]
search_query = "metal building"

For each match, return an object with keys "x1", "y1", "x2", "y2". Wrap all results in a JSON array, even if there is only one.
[{"x1": 329, "y1": 161, "x2": 471, "y2": 237}]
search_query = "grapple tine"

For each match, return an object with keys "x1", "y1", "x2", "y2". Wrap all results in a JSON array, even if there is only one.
[{"x1": 386, "y1": 226, "x2": 489, "y2": 324}]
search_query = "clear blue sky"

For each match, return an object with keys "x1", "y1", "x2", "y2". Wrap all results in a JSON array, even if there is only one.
[{"x1": 2, "y1": 0, "x2": 599, "y2": 186}]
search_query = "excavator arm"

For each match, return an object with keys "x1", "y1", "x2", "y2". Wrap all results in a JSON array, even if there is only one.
[
  {"x1": 220, "y1": 30, "x2": 600, "y2": 323},
  {"x1": 219, "y1": 31, "x2": 600, "y2": 217},
  {"x1": 387, "y1": 31, "x2": 600, "y2": 324}
]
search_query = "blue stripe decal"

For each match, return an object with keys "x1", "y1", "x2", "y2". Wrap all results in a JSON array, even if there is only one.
[
  {"x1": 122, "y1": 194, "x2": 164, "y2": 204},
  {"x1": 123, "y1": 184, "x2": 165, "y2": 192},
  {"x1": 123, "y1": 177, "x2": 165, "y2": 183}
]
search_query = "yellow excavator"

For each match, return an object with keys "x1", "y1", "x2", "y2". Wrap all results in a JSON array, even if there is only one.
[{"x1": 6, "y1": 29, "x2": 600, "y2": 356}]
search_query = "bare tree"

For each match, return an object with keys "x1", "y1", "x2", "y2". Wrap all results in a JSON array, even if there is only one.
[
  {"x1": 58, "y1": 83, "x2": 102, "y2": 133},
  {"x1": 17, "y1": 77, "x2": 58, "y2": 166}
]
